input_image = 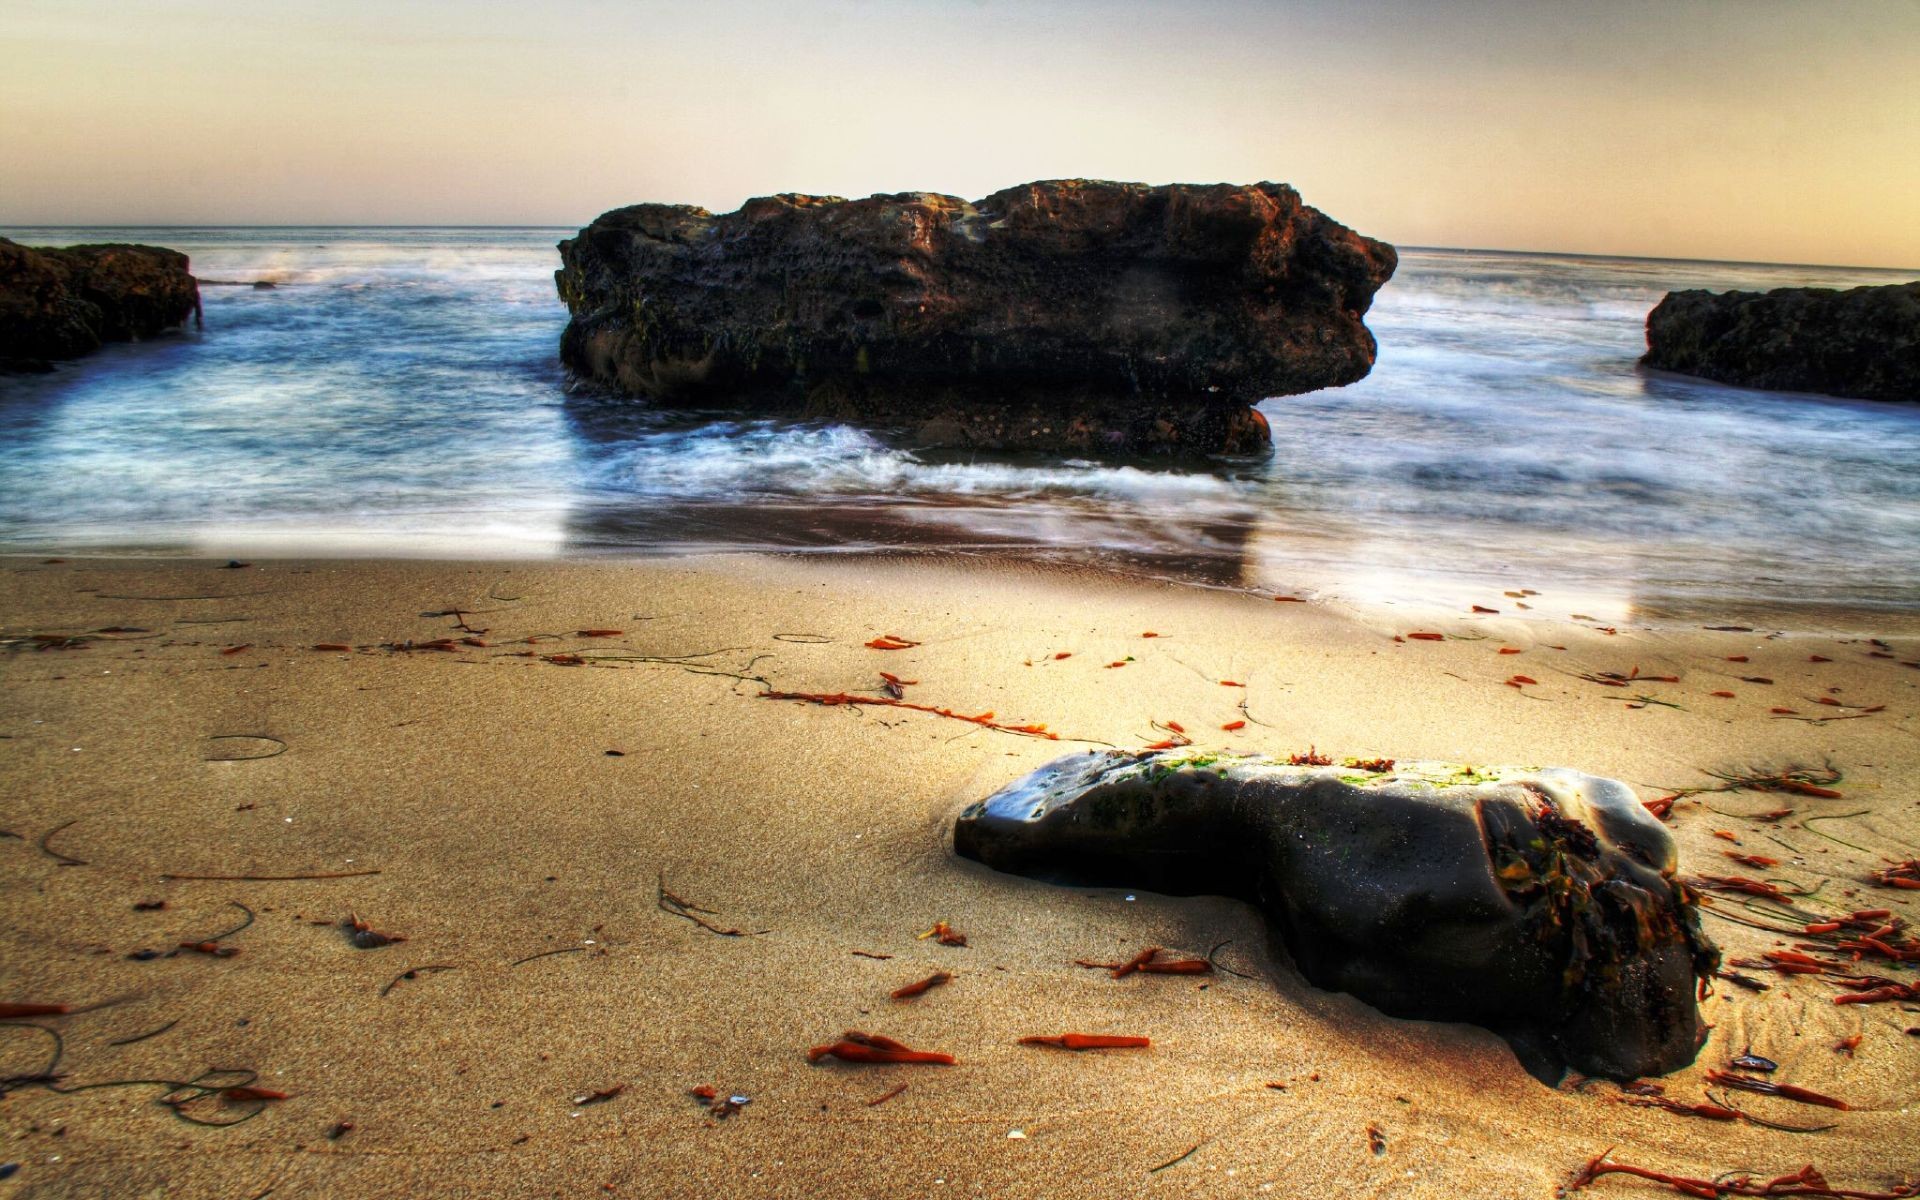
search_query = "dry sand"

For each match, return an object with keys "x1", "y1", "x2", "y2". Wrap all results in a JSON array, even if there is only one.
[{"x1": 1, "y1": 553, "x2": 1916, "y2": 1198}]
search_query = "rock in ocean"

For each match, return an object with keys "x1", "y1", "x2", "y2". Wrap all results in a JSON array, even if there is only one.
[
  {"x1": 555, "y1": 180, "x2": 1395, "y2": 454},
  {"x1": 1643, "y1": 281, "x2": 1919, "y2": 402},
  {"x1": 954, "y1": 751, "x2": 1719, "y2": 1081},
  {"x1": 0, "y1": 238, "x2": 200, "y2": 373}
]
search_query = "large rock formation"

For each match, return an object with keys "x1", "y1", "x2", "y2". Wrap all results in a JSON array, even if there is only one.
[
  {"x1": 556, "y1": 180, "x2": 1395, "y2": 454},
  {"x1": 0, "y1": 238, "x2": 200, "y2": 373},
  {"x1": 956, "y1": 751, "x2": 1718, "y2": 1081},
  {"x1": 1643, "y1": 281, "x2": 1919, "y2": 402}
]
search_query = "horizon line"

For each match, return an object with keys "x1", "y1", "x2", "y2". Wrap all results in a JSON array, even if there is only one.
[{"x1": 3, "y1": 225, "x2": 1916, "y2": 276}]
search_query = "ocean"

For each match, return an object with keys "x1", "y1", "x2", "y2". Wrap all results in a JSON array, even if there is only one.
[{"x1": 2, "y1": 226, "x2": 1916, "y2": 618}]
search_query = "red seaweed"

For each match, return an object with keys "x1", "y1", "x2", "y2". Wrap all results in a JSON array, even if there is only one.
[
  {"x1": 1571, "y1": 1151, "x2": 1916, "y2": 1199},
  {"x1": 890, "y1": 971, "x2": 953, "y2": 1000},
  {"x1": 808, "y1": 1031, "x2": 955, "y2": 1065},
  {"x1": 1702, "y1": 1070, "x2": 1850, "y2": 1110}
]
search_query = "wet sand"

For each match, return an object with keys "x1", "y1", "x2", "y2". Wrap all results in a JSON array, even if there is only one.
[{"x1": 2, "y1": 554, "x2": 1916, "y2": 1198}]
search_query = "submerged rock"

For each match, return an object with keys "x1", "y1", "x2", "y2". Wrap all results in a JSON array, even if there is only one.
[
  {"x1": 955, "y1": 751, "x2": 1718, "y2": 1081},
  {"x1": 1643, "y1": 281, "x2": 1919, "y2": 402},
  {"x1": 0, "y1": 238, "x2": 200, "y2": 372},
  {"x1": 555, "y1": 180, "x2": 1395, "y2": 454}
]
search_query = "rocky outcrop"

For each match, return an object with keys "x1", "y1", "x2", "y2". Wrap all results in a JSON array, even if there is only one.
[
  {"x1": 1643, "y1": 281, "x2": 1919, "y2": 402},
  {"x1": 0, "y1": 238, "x2": 200, "y2": 372},
  {"x1": 956, "y1": 751, "x2": 1718, "y2": 1082},
  {"x1": 556, "y1": 180, "x2": 1395, "y2": 454}
]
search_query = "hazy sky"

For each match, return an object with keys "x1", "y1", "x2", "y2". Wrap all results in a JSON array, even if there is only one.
[{"x1": 3, "y1": 0, "x2": 1916, "y2": 266}]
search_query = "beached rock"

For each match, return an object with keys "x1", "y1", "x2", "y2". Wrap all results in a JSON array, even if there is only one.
[
  {"x1": 556, "y1": 180, "x2": 1396, "y2": 454},
  {"x1": 0, "y1": 238, "x2": 200, "y2": 372},
  {"x1": 1643, "y1": 281, "x2": 1919, "y2": 401},
  {"x1": 955, "y1": 751, "x2": 1718, "y2": 1081}
]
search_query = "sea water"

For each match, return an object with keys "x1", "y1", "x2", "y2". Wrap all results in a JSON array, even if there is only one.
[{"x1": 1, "y1": 227, "x2": 1915, "y2": 616}]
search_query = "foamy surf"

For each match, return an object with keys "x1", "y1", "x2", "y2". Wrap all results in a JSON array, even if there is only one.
[{"x1": 1, "y1": 230, "x2": 1915, "y2": 615}]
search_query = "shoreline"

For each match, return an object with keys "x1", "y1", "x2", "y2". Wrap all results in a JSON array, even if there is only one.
[
  {"x1": 2, "y1": 552, "x2": 1915, "y2": 1197},
  {"x1": 7, "y1": 544, "x2": 1920, "y2": 638}
]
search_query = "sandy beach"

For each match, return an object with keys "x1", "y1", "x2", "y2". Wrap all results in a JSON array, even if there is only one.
[{"x1": 2, "y1": 552, "x2": 1916, "y2": 1198}]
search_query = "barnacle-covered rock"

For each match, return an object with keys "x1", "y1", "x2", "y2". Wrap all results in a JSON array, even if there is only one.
[{"x1": 955, "y1": 751, "x2": 1717, "y2": 1081}]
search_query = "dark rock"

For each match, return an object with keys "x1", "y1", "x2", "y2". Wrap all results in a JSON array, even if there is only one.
[
  {"x1": 954, "y1": 751, "x2": 1718, "y2": 1081},
  {"x1": 556, "y1": 180, "x2": 1395, "y2": 454},
  {"x1": 0, "y1": 238, "x2": 200, "y2": 372},
  {"x1": 1643, "y1": 281, "x2": 1919, "y2": 402}
]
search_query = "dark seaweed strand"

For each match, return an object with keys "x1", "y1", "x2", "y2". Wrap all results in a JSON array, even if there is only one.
[
  {"x1": 36, "y1": 819, "x2": 87, "y2": 866},
  {"x1": 36, "y1": 1057, "x2": 273, "y2": 1128},
  {"x1": 1148, "y1": 1143, "x2": 1205, "y2": 1173},
  {"x1": 204, "y1": 734, "x2": 289, "y2": 761},
  {"x1": 509, "y1": 946, "x2": 587, "y2": 968},
  {"x1": 0, "y1": 1022, "x2": 66, "y2": 1093},
  {"x1": 201, "y1": 901, "x2": 256, "y2": 943},
  {"x1": 1697, "y1": 907, "x2": 1809, "y2": 937},
  {"x1": 1707, "y1": 1090, "x2": 1839, "y2": 1135},
  {"x1": 1704, "y1": 763, "x2": 1843, "y2": 791},
  {"x1": 380, "y1": 964, "x2": 458, "y2": 997},
  {"x1": 1801, "y1": 810, "x2": 1874, "y2": 854},
  {"x1": 62, "y1": 1068, "x2": 263, "y2": 1127},
  {"x1": 94, "y1": 590, "x2": 272, "y2": 601},
  {"x1": 1206, "y1": 940, "x2": 1258, "y2": 981},
  {"x1": 658, "y1": 873, "x2": 758, "y2": 936},
  {"x1": 107, "y1": 1018, "x2": 181, "y2": 1047},
  {"x1": 158, "y1": 869, "x2": 380, "y2": 881}
]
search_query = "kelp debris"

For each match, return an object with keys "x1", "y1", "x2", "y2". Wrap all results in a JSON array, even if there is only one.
[
  {"x1": 1074, "y1": 947, "x2": 1211, "y2": 978},
  {"x1": 1018, "y1": 1033, "x2": 1150, "y2": 1050},
  {"x1": 571, "y1": 1084, "x2": 627, "y2": 1106},
  {"x1": 890, "y1": 971, "x2": 953, "y2": 1000},
  {"x1": 1833, "y1": 982, "x2": 1918, "y2": 1005},
  {"x1": 918, "y1": 921, "x2": 967, "y2": 947},
  {"x1": 34, "y1": 820, "x2": 87, "y2": 867},
  {"x1": 807, "y1": 1031, "x2": 955, "y2": 1065},
  {"x1": 1703, "y1": 1071, "x2": 1850, "y2": 1110},
  {"x1": 380, "y1": 965, "x2": 456, "y2": 997},
  {"x1": 175, "y1": 901, "x2": 254, "y2": 958},
  {"x1": 157, "y1": 868, "x2": 379, "y2": 882},
  {"x1": 866, "y1": 1083, "x2": 909, "y2": 1107},
  {"x1": 658, "y1": 874, "x2": 760, "y2": 937},
  {"x1": 0, "y1": 1003, "x2": 72, "y2": 1019},
  {"x1": 342, "y1": 913, "x2": 406, "y2": 949},
  {"x1": 1870, "y1": 860, "x2": 1920, "y2": 890},
  {"x1": 1570, "y1": 1152, "x2": 1917, "y2": 1198},
  {"x1": 761, "y1": 689, "x2": 1057, "y2": 739}
]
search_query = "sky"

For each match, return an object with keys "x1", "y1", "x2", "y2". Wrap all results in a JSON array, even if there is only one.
[{"x1": 2, "y1": 0, "x2": 1917, "y2": 267}]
